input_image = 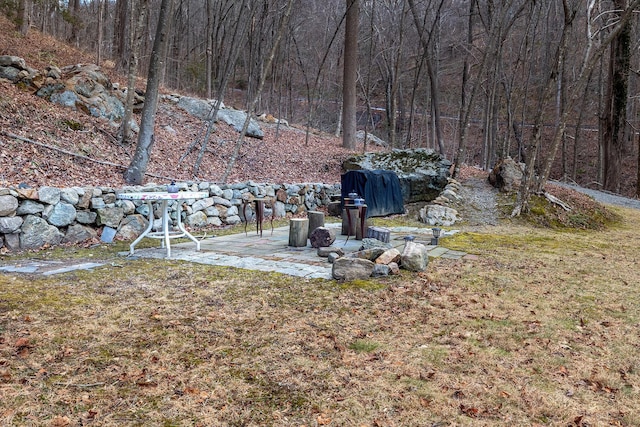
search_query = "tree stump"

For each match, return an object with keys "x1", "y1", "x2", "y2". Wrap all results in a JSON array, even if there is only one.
[
  {"x1": 309, "y1": 226, "x2": 336, "y2": 248},
  {"x1": 288, "y1": 218, "x2": 309, "y2": 247},
  {"x1": 307, "y1": 211, "x2": 325, "y2": 236},
  {"x1": 366, "y1": 226, "x2": 391, "y2": 243}
]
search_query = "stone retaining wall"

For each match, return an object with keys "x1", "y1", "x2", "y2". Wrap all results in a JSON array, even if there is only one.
[{"x1": 0, "y1": 181, "x2": 340, "y2": 252}]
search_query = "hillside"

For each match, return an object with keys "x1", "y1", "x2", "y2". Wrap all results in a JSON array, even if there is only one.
[{"x1": 0, "y1": 15, "x2": 374, "y2": 189}]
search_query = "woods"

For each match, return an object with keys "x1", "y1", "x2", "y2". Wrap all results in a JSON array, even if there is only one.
[{"x1": 2, "y1": 0, "x2": 640, "y2": 201}]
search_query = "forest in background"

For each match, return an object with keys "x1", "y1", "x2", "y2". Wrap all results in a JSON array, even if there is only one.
[{"x1": 2, "y1": 0, "x2": 640, "y2": 200}]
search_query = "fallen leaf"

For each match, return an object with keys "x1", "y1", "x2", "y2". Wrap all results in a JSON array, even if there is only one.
[
  {"x1": 14, "y1": 337, "x2": 30, "y2": 348},
  {"x1": 317, "y1": 414, "x2": 331, "y2": 425},
  {"x1": 49, "y1": 415, "x2": 71, "y2": 427},
  {"x1": 460, "y1": 404, "x2": 479, "y2": 417}
]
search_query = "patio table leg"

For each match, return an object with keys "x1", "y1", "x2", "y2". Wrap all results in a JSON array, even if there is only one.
[{"x1": 129, "y1": 200, "x2": 154, "y2": 255}]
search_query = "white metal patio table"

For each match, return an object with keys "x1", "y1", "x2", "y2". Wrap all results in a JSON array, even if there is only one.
[{"x1": 117, "y1": 191, "x2": 209, "y2": 258}]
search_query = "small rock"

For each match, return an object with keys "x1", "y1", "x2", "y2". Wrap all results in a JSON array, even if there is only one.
[
  {"x1": 332, "y1": 257, "x2": 375, "y2": 281},
  {"x1": 327, "y1": 252, "x2": 341, "y2": 264},
  {"x1": 317, "y1": 246, "x2": 345, "y2": 257},
  {"x1": 372, "y1": 264, "x2": 391, "y2": 277},
  {"x1": 375, "y1": 248, "x2": 401, "y2": 265}
]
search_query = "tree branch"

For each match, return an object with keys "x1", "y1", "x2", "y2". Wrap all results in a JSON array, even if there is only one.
[{"x1": 1, "y1": 130, "x2": 173, "y2": 182}]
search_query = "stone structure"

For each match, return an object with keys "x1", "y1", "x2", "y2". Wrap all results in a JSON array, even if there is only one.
[
  {"x1": 0, "y1": 181, "x2": 340, "y2": 252},
  {"x1": 419, "y1": 178, "x2": 461, "y2": 226}
]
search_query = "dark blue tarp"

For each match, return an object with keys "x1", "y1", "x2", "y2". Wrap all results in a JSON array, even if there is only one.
[{"x1": 341, "y1": 170, "x2": 404, "y2": 217}]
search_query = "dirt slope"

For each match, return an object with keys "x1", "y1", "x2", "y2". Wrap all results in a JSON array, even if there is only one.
[{"x1": 0, "y1": 14, "x2": 375, "y2": 189}]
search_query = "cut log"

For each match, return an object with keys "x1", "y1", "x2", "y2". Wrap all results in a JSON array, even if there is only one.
[
  {"x1": 307, "y1": 211, "x2": 325, "y2": 235},
  {"x1": 366, "y1": 226, "x2": 391, "y2": 243},
  {"x1": 288, "y1": 218, "x2": 309, "y2": 247},
  {"x1": 309, "y1": 226, "x2": 336, "y2": 248}
]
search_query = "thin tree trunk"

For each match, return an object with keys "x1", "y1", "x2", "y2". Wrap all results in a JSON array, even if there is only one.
[
  {"x1": 342, "y1": 0, "x2": 359, "y2": 150},
  {"x1": 17, "y1": 0, "x2": 31, "y2": 36},
  {"x1": 190, "y1": 0, "x2": 250, "y2": 177},
  {"x1": 96, "y1": 0, "x2": 104, "y2": 66},
  {"x1": 407, "y1": 0, "x2": 445, "y2": 155},
  {"x1": 637, "y1": 130, "x2": 640, "y2": 198},
  {"x1": 123, "y1": 0, "x2": 173, "y2": 185},
  {"x1": 119, "y1": 0, "x2": 147, "y2": 145}
]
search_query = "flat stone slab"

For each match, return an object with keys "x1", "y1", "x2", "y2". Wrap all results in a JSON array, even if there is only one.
[
  {"x1": 0, "y1": 225, "x2": 468, "y2": 278},
  {"x1": 0, "y1": 260, "x2": 105, "y2": 275}
]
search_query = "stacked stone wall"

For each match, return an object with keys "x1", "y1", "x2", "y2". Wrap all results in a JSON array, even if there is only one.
[{"x1": 0, "y1": 181, "x2": 340, "y2": 252}]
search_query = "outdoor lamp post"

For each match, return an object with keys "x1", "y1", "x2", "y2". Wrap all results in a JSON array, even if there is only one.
[{"x1": 431, "y1": 227, "x2": 442, "y2": 245}]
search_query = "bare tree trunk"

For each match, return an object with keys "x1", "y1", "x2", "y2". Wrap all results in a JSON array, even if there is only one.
[
  {"x1": 69, "y1": 0, "x2": 81, "y2": 46},
  {"x1": 17, "y1": 0, "x2": 31, "y2": 36},
  {"x1": 114, "y1": 0, "x2": 129, "y2": 71},
  {"x1": 205, "y1": 0, "x2": 213, "y2": 99},
  {"x1": 637, "y1": 130, "x2": 640, "y2": 198},
  {"x1": 602, "y1": 0, "x2": 632, "y2": 193},
  {"x1": 335, "y1": 102, "x2": 343, "y2": 138},
  {"x1": 124, "y1": 0, "x2": 173, "y2": 185},
  {"x1": 342, "y1": 0, "x2": 359, "y2": 150},
  {"x1": 96, "y1": 0, "x2": 104, "y2": 65},
  {"x1": 119, "y1": 0, "x2": 147, "y2": 145},
  {"x1": 572, "y1": 72, "x2": 592, "y2": 181},
  {"x1": 407, "y1": 0, "x2": 445, "y2": 154},
  {"x1": 190, "y1": 0, "x2": 250, "y2": 177}
]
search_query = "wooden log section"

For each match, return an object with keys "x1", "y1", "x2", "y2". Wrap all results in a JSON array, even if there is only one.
[
  {"x1": 288, "y1": 218, "x2": 309, "y2": 247},
  {"x1": 307, "y1": 211, "x2": 325, "y2": 235}
]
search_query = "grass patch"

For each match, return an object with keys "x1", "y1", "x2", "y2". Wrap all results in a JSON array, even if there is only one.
[
  {"x1": 1, "y1": 201, "x2": 639, "y2": 425},
  {"x1": 349, "y1": 339, "x2": 380, "y2": 353}
]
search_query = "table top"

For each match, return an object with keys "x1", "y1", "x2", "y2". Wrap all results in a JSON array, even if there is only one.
[{"x1": 117, "y1": 191, "x2": 209, "y2": 201}]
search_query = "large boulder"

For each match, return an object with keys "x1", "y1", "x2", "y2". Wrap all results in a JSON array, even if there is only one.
[
  {"x1": 343, "y1": 148, "x2": 451, "y2": 203},
  {"x1": 488, "y1": 157, "x2": 524, "y2": 193},
  {"x1": 36, "y1": 63, "x2": 125, "y2": 122},
  {"x1": 175, "y1": 96, "x2": 264, "y2": 139},
  {"x1": 401, "y1": 241, "x2": 429, "y2": 272},
  {"x1": 419, "y1": 204, "x2": 458, "y2": 226}
]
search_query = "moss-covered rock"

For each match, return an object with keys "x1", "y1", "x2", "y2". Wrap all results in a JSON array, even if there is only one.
[{"x1": 343, "y1": 148, "x2": 451, "y2": 202}]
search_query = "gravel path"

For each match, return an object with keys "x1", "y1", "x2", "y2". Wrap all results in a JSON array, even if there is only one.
[
  {"x1": 457, "y1": 178, "x2": 501, "y2": 226},
  {"x1": 551, "y1": 181, "x2": 640, "y2": 210}
]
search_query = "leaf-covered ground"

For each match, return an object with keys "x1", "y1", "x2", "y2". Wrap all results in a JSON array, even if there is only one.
[
  {"x1": 1, "y1": 206, "x2": 639, "y2": 426},
  {"x1": 0, "y1": 13, "x2": 382, "y2": 189}
]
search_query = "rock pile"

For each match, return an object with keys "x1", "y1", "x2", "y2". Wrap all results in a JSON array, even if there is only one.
[
  {"x1": 0, "y1": 55, "x2": 265, "y2": 138},
  {"x1": 419, "y1": 178, "x2": 461, "y2": 226},
  {"x1": 325, "y1": 236, "x2": 429, "y2": 280}
]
